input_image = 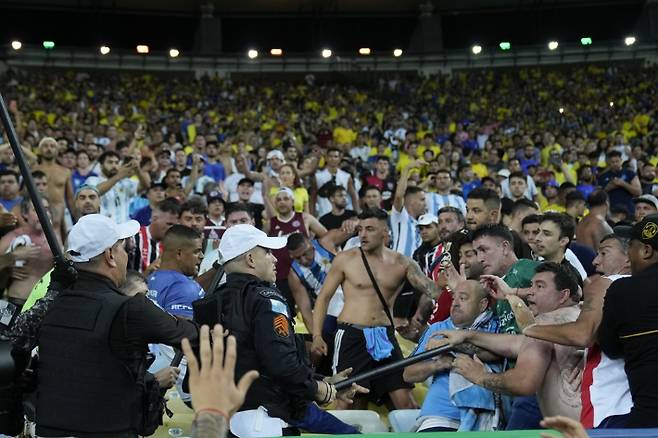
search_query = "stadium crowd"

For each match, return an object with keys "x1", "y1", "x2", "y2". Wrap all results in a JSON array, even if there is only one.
[{"x1": 0, "y1": 62, "x2": 657, "y2": 437}]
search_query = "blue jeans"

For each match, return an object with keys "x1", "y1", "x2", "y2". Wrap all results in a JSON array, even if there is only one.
[
  {"x1": 506, "y1": 395, "x2": 543, "y2": 430},
  {"x1": 289, "y1": 403, "x2": 360, "y2": 434}
]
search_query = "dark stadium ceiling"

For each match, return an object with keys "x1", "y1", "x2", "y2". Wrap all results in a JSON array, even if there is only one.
[{"x1": 6, "y1": 0, "x2": 645, "y2": 16}]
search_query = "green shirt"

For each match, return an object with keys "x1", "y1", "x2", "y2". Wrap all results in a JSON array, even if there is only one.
[
  {"x1": 496, "y1": 259, "x2": 540, "y2": 335},
  {"x1": 21, "y1": 268, "x2": 52, "y2": 312}
]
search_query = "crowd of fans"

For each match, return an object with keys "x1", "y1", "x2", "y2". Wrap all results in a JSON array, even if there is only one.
[{"x1": 0, "y1": 61, "x2": 657, "y2": 436}]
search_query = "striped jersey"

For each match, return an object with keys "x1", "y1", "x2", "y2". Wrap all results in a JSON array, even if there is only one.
[
  {"x1": 425, "y1": 192, "x2": 466, "y2": 216},
  {"x1": 390, "y1": 206, "x2": 421, "y2": 258},
  {"x1": 128, "y1": 225, "x2": 162, "y2": 273}
]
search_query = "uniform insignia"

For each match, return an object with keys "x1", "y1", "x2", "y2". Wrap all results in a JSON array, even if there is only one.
[
  {"x1": 642, "y1": 222, "x2": 658, "y2": 239},
  {"x1": 270, "y1": 299, "x2": 289, "y2": 317},
  {"x1": 258, "y1": 288, "x2": 286, "y2": 301},
  {"x1": 273, "y1": 314, "x2": 289, "y2": 337},
  {"x1": 292, "y1": 220, "x2": 300, "y2": 228}
]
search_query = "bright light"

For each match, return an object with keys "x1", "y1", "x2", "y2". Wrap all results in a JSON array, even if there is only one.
[
  {"x1": 42, "y1": 41, "x2": 55, "y2": 49},
  {"x1": 499, "y1": 42, "x2": 511, "y2": 50},
  {"x1": 471, "y1": 44, "x2": 482, "y2": 55},
  {"x1": 393, "y1": 48, "x2": 403, "y2": 57},
  {"x1": 359, "y1": 48, "x2": 371, "y2": 55},
  {"x1": 169, "y1": 48, "x2": 180, "y2": 58},
  {"x1": 270, "y1": 48, "x2": 283, "y2": 56},
  {"x1": 321, "y1": 49, "x2": 332, "y2": 58},
  {"x1": 11, "y1": 41, "x2": 22, "y2": 50},
  {"x1": 99, "y1": 45, "x2": 110, "y2": 55},
  {"x1": 548, "y1": 41, "x2": 559, "y2": 50},
  {"x1": 580, "y1": 37, "x2": 592, "y2": 45},
  {"x1": 609, "y1": 101, "x2": 615, "y2": 107},
  {"x1": 247, "y1": 49, "x2": 258, "y2": 59},
  {"x1": 559, "y1": 107, "x2": 564, "y2": 114},
  {"x1": 624, "y1": 36, "x2": 636, "y2": 46},
  {"x1": 136, "y1": 45, "x2": 149, "y2": 54}
]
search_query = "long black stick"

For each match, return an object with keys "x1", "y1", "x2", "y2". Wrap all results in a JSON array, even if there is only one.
[
  {"x1": 334, "y1": 345, "x2": 452, "y2": 391},
  {"x1": 0, "y1": 94, "x2": 63, "y2": 261}
]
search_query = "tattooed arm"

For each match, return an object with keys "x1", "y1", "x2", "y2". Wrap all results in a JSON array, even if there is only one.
[
  {"x1": 523, "y1": 277, "x2": 610, "y2": 347},
  {"x1": 404, "y1": 256, "x2": 442, "y2": 299},
  {"x1": 453, "y1": 336, "x2": 552, "y2": 396}
]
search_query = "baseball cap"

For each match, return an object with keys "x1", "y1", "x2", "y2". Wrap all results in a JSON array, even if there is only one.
[
  {"x1": 67, "y1": 214, "x2": 139, "y2": 262},
  {"x1": 633, "y1": 194, "x2": 658, "y2": 211},
  {"x1": 614, "y1": 214, "x2": 658, "y2": 250},
  {"x1": 74, "y1": 184, "x2": 100, "y2": 199},
  {"x1": 206, "y1": 191, "x2": 224, "y2": 205},
  {"x1": 218, "y1": 224, "x2": 287, "y2": 264},
  {"x1": 149, "y1": 181, "x2": 166, "y2": 191},
  {"x1": 238, "y1": 177, "x2": 255, "y2": 187},
  {"x1": 417, "y1": 213, "x2": 439, "y2": 226},
  {"x1": 267, "y1": 150, "x2": 285, "y2": 161},
  {"x1": 497, "y1": 169, "x2": 511, "y2": 178}
]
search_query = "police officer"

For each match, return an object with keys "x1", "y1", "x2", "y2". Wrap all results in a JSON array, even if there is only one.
[
  {"x1": 599, "y1": 214, "x2": 658, "y2": 428},
  {"x1": 212, "y1": 224, "x2": 365, "y2": 437},
  {"x1": 35, "y1": 214, "x2": 199, "y2": 437}
]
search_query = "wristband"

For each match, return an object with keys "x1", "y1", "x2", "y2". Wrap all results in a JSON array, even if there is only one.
[{"x1": 195, "y1": 407, "x2": 230, "y2": 422}]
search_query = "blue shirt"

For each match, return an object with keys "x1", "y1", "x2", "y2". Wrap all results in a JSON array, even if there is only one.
[
  {"x1": 147, "y1": 270, "x2": 205, "y2": 318},
  {"x1": 0, "y1": 196, "x2": 22, "y2": 212},
  {"x1": 414, "y1": 318, "x2": 461, "y2": 420},
  {"x1": 414, "y1": 315, "x2": 500, "y2": 420},
  {"x1": 71, "y1": 169, "x2": 98, "y2": 193},
  {"x1": 597, "y1": 168, "x2": 637, "y2": 213},
  {"x1": 132, "y1": 205, "x2": 152, "y2": 226}
]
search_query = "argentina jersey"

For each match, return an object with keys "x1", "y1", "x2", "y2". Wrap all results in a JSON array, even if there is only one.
[
  {"x1": 426, "y1": 192, "x2": 467, "y2": 216},
  {"x1": 390, "y1": 206, "x2": 420, "y2": 258}
]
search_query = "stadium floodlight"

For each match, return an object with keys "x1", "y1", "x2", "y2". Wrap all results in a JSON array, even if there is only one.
[
  {"x1": 169, "y1": 48, "x2": 180, "y2": 58},
  {"x1": 321, "y1": 48, "x2": 332, "y2": 58},
  {"x1": 548, "y1": 41, "x2": 559, "y2": 50},
  {"x1": 42, "y1": 41, "x2": 55, "y2": 49},
  {"x1": 270, "y1": 48, "x2": 283, "y2": 56},
  {"x1": 359, "y1": 48, "x2": 371, "y2": 55},
  {"x1": 99, "y1": 45, "x2": 110, "y2": 55},
  {"x1": 471, "y1": 44, "x2": 482, "y2": 55},
  {"x1": 559, "y1": 107, "x2": 564, "y2": 114},
  {"x1": 624, "y1": 36, "x2": 636, "y2": 46},
  {"x1": 393, "y1": 48, "x2": 403, "y2": 57},
  {"x1": 499, "y1": 42, "x2": 511, "y2": 50},
  {"x1": 136, "y1": 45, "x2": 149, "y2": 54},
  {"x1": 581, "y1": 37, "x2": 592, "y2": 45},
  {"x1": 11, "y1": 41, "x2": 22, "y2": 50},
  {"x1": 247, "y1": 49, "x2": 258, "y2": 59},
  {"x1": 609, "y1": 101, "x2": 614, "y2": 107}
]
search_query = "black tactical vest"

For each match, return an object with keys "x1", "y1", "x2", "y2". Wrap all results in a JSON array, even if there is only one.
[{"x1": 36, "y1": 286, "x2": 139, "y2": 437}]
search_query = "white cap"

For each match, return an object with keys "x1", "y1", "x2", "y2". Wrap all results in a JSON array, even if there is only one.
[
  {"x1": 634, "y1": 194, "x2": 658, "y2": 210},
  {"x1": 267, "y1": 150, "x2": 285, "y2": 161},
  {"x1": 417, "y1": 213, "x2": 439, "y2": 226},
  {"x1": 218, "y1": 224, "x2": 288, "y2": 264},
  {"x1": 497, "y1": 169, "x2": 511, "y2": 178},
  {"x1": 67, "y1": 214, "x2": 139, "y2": 262},
  {"x1": 275, "y1": 186, "x2": 295, "y2": 200}
]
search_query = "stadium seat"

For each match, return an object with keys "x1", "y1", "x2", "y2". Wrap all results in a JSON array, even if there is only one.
[
  {"x1": 326, "y1": 410, "x2": 389, "y2": 433},
  {"x1": 388, "y1": 409, "x2": 421, "y2": 432}
]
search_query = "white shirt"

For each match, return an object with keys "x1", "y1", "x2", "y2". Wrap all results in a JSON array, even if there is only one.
[
  {"x1": 224, "y1": 172, "x2": 264, "y2": 204},
  {"x1": 390, "y1": 206, "x2": 420, "y2": 258},
  {"x1": 425, "y1": 192, "x2": 466, "y2": 216},
  {"x1": 501, "y1": 175, "x2": 538, "y2": 200},
  {"x1": 85, "y1": 175, "x2": 138, "y2": 224},
  {"x1": 315, "y1": 168, "x2": 353, "y2": 217}
]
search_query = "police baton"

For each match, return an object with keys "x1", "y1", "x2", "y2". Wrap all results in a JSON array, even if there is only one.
[
  {"x1": 0, "y1": 93, "x2": 63, "y2": 261},
  {"x1": 334, "y1": 344, "x2": 452, "y2": 391}
]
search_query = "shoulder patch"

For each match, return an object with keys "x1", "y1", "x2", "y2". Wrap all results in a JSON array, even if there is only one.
[
  {"x1": 257, "y1": 287, "x2": 286, "y2": 301},
  {"x1": 270, "y1": 299, "x2": 289, "y2": 317},
  {"x1": 273, "y1": 314, "x2": 290, "y2": 337}
]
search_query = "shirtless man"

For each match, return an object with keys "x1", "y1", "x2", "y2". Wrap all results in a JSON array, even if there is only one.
[
  {"x1": 0, "y1": 197, "x2": 57, "y2": 307},
  {"x1": 509, "y1": 233, "x2": 632, "y2": 428},
  {"x1": 575, "y1": 190, "x2": 613, "y2": 251},
  {"x1": 32, "y1": 137, "x2": 73, "y2": 241},
  {"x1": 312, "y1": 208, "x2": 442, "y2": 409},
  {"x1": 440, "y1": 262, "x2": 583, "y2": 421}
]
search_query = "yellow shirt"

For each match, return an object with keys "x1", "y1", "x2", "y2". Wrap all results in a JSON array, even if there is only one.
[
  {"x1": 471, "y1": 163, "x2": 489, "y2": 179},
  {"x1": 417, "y1": 144, "x2": 441, "y2": 160},
  {"x1": 269, "y1": 186, "x2": 309, "y2": 213},
  {"x1": 333, "y1": 127, "x2": 357, "y2": 145}
]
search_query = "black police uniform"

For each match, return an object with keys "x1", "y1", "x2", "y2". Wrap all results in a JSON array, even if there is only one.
[
  {"x1": 212, "y1": 272, "x2": 318, "y2": 422},
  {"x1": 36, "y1": 271, "x2": 198, "y2": 437}
]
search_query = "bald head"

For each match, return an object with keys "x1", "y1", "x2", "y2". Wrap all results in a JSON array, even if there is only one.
[{"x1": 450, "y1": 279, "x2": 490, "y2": 328}]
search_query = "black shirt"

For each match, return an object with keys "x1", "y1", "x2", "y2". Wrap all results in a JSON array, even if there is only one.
[
  {"x1": 599, "y1": 262, "x2": 658, "y2": 427},
  {"x1": 319, "y1": 210, "x2": 356, "y2": 230}
]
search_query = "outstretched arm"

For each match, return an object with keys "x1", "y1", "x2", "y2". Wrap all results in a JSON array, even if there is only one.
[
  {"x1": 404, "y1": 256, "x2": 442, "y2": 299},
  {"x1": 311, "y1": 253, "x2": 347, "y2": 355}
]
